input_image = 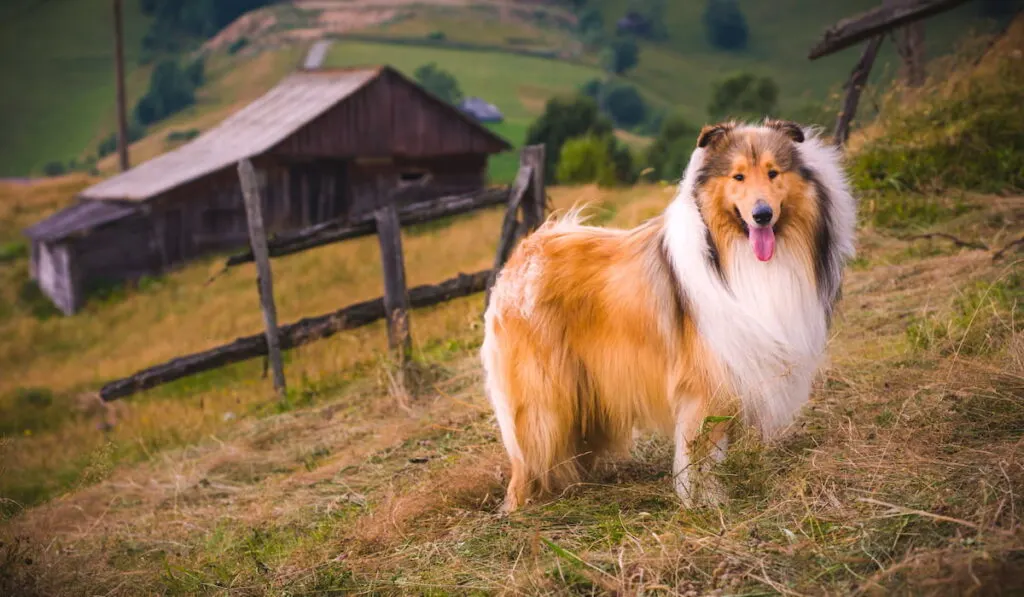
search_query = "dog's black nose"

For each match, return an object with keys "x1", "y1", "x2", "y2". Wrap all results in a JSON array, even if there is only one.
[{"x1": 752, "y1": 201, "x2": 773, "y2": 226}]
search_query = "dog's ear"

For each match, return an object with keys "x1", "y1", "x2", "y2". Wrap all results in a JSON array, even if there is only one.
[
  {"x1": 764, "y1": 119, "x2": 805, "y2": 143},
  {"x1": 696, "y1": 123, "x2": 734, "y2": 149}
]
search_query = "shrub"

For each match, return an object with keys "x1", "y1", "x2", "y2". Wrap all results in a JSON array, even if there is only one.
[
  {"x1": 525, "y1": 95, "x2": 613, "y2": 182},
  {"x1": 645, "y1": 115, "x2": 700, "y2": 181},
  {"x1": 426, "y1": 30, "x2": 446, "y2": 41},
  {"x1": 134, "y1": 60, "x2": 198, "y2": 125},
  {"x1": 413, "y1": 63, "x2": 463, "y2": 105},
  {"x1": 580, "y1": 80, "x2": 649, "y2": 128},
  {"x1": 97, "y1": 121, "x2": 146, "y2": 158},
  {"x1": 42, "y1": 161, "x2": 66, "y2": 177},
  {"x1": 707, "y1": 72, "x2": 778, "y2": 121},
  {"x1": 0, "y1": 242, "x2": 27, "y2": 263},
  {"x1": 601, "y1": 36, "x2": 640, "y2": 75},
  {"x1": 704, "y1": 0, "x2": 749, "y2": 51},
  {"x1": 556, "y1": 135, "x2": 618, "y2": 187}
]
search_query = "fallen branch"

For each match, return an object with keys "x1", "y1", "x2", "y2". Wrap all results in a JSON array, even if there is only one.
[
  {"x1": 901, "y1": 233, "x2": 989, "y2": 251},
  {"x1": 992, "y1": 236, "x2": 1024, "y2": 261},
  {"x1": 226, "y1": 187, "x2": 509, "y2": 267},
  {"x1": 100, "y1": 269, "x2": 492, "y2": 401}
]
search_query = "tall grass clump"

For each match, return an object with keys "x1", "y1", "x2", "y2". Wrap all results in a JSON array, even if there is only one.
[{"x1": 851, "y1": 21, "x2": 1024, "y2": 195}]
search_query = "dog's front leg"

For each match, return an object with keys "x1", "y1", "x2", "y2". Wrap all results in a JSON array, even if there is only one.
[
  {"x1": 672, "y1": 397, "x2": 728, "y2": 507},
  {"x1": 672, "y1": 398, "x2": 702, "y2": 506}
]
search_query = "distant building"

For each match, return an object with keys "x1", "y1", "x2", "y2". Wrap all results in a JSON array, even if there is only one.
[
  {"x1": 458, "y1": 97, "x2": 504, "y2": 123},
  {"x1": 25, "y1": 66, "x2": 511, "y2": 315}
]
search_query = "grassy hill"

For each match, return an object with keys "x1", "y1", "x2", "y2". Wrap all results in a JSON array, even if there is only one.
[
  {"x1": 2, "y1": 19, "x2": 1024, "y2": 593},
  {"x1": 0, "y1": 0, "x2": 1006, "y2": 177},
  {"x1": 0, "y1": 0, "x2": 151, "y2": 177}
]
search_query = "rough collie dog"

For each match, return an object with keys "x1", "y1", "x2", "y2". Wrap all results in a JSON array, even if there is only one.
[{"x1": 481, "y1": 119, "x2": 856, "y2": 513}]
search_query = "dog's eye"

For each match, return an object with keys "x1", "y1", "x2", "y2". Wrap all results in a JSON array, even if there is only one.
[
  {"x1": 768, "y1": 169, "x2": 779, "y2": 180},
  {"x1": 733, "y1": 174, "x2": 745, "y2": 182}
]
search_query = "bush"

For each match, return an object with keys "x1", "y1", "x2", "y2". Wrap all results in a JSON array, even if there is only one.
[
  {"x1": 0, "y1": 242, "x2": 27, "y2": 263},
  {"x1": 97, "y1": 121, "x2": 146, "y2": 158},
  {"x1": 580, "y1": 80, "x2": 649, "y2": 129},
  {"x1": 557, "y1": 135, "x2": 619, "y2": 186},
  {"x1": 707, "y1": 72, "x2": 778, "y2": 121},
  {"x1": 645, "y1": 116, "x2": 700, "y2": 180},
  {"x1": 134, "y1": 60, "x2": 198, "y2": 125},
  {"x1": 42, "y1": 161, "x2": 66, "y2": 177},
  {"x1": 703, "y1": 0, "x2": 749, "y2": 51},
  {"x1": 525, "y1": 95, "x2": 613, "y2": 182},
  {"x1": 426, "y1": 30, "x2": 446, "y2": 41},
  {"x1": 601, "y1": 36, "x2": 640, "y2": 74},
  {"x1": 413, "y1": 63, "x2": 463, "y2": 105}
]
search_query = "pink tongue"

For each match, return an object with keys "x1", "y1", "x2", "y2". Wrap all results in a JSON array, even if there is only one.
[{"x1": 749, "y1": 226, "x2": 775, "y2": 262}]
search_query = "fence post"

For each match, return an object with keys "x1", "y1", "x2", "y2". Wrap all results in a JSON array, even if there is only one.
[
  {"x1": 519, "y1": 144, "x2": 546, "y2": 233},
  {"x1": 485, "y1": 147, "x2": 545, "y2": 308},
  {"x1": 238, "y1": 159, "x2": 287, "y2": 398},
  {"x1": 374, "y1": 203, "x2": 412, "y2": 360}
]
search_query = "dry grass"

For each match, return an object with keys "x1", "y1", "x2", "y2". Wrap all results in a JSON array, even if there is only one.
[{"x1": 1, "y1": 171, "x2": 1022, "y2": 594}]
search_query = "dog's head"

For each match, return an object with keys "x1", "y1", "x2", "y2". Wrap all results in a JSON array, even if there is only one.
[{"x1": 692, "y1": 119, "x2": 814, "y2": 263}]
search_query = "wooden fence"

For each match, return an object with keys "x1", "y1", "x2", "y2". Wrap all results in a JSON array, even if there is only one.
[{"x1": 100, "y1": 146, "x2": 546, "y2": 401}]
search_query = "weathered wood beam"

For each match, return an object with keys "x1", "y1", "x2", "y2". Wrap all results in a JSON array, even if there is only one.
[
  {"x1": 375, "y1": 203, "x2": 412, "y2": 356},
  {"x1": 833, "y1": 35, "x2": 885, "y2": 147},
  {"x1": 484, "y1": 164, "x2": 534, "y2": 307},
  {"x1": 225, "y1": 187, "x2": 509, "y2": 267},
  {"x1": 808, "y1": 0, "x2": 971, "y2": 60},
  {"x1": 239, "y1": 159, "x2": 287, "y2": 397},
  {"x1": 99, "y1": 270, "x2": 493, "y2": 401}
]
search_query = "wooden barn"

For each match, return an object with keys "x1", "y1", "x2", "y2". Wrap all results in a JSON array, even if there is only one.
[{"x1": 24, "y1": 66, "x2": 512, "y2": 315}]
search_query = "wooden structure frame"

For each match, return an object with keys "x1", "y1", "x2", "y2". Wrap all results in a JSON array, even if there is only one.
[
  {"x1": 100, "y1": 146, "x2": 546, "y2": 401},
  {"x1": 810, "y1": 0, "x2": 973, "y2": 146},
  {"x1": 24, "y1": 66, "x2": 511, "y2": 315}
]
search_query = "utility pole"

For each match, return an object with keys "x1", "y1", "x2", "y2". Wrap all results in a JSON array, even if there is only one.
[{"x1": 113, "y1": 0, "x2": 130, "y2": 171}]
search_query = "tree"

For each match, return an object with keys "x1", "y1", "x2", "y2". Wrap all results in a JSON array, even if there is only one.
[
  {"x1": 413, "y1": 63, "x2": 463, "y2": 105},
  {"x1": 703, "y1": 0, "x2": 749, "y2": 51},
  {"x1": 645, "y1": 116, "x2": 700, "y2": 180},
  {"x1": 707, "y1": 72, "x2": 778, "y2": 121},
  {"x1": 525, "y1": 95, "x2": 613, "y2": 182},
  {"x1": 580, "y1": 79, "x2": 649, "y2": 128},
  {"x1": 557, "y1": 135, "x2": 618, "y2": 187},
  {"x1": 601, "y1": 36, "x2": 640, "y2": 74},
  {"x1": 133, "y1": 60, "x2": 198, "y2": 125}
]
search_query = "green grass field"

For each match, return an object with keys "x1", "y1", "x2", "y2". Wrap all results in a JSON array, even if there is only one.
[{"x1": 0, "y1": 0, "x2": 151, "y2": 176}]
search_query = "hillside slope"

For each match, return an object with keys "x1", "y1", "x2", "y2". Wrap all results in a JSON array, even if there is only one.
[
  {"x1": 1, "y1": 180, "x2": 1022, "y2": 594},
  {"x1": 1, "y1": 0, "x2": 1006, "y2": 176}
]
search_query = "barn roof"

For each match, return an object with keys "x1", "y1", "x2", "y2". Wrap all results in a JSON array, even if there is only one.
[
  {"x1": 24, "y1": 199, "x2": 140, "y2": 242},
  {"x1": 80, "y1": 68, "x2": 380, "y2": 202},
  {"x1": 78, "y1": 66, "x2": 509, "y2": 202}
]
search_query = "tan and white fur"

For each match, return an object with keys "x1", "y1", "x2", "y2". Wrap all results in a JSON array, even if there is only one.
[{"x1": 481, "y1": 120, "x2": 856, "y2": 513}]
